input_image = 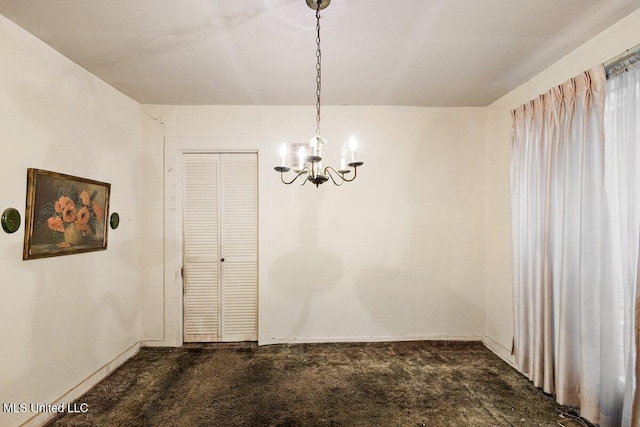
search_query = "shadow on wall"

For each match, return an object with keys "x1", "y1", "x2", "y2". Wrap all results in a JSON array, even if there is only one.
[
  {"x1": 350, "y1": 138, "x2": 423, "y2": 333},
  {"x1": 269, "y1": 190, "x2": 344, "y2": 338},
  {"x1": 353, "y1": 122, "x2": 483, "y2": 335}
]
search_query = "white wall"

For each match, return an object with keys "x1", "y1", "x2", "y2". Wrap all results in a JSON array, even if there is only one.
[
  {"x1": 483, "y1": 9, "x2": 640, "y2": 363},
  {"x1": 0, "y1": 16, "x2": 142, "y2": 427},
  {"x1": 140, "y1": 105, "x2": 487, "y2": 346}
]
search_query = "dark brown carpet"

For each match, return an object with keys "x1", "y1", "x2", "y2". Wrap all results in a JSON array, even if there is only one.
[{"x1": 45, "y1": 341, "x2": 586, "y2": 427}]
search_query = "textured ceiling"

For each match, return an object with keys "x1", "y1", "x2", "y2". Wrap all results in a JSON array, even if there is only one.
[{"x1": 0, "y1": 0, "x2": 638, "y2": 106}]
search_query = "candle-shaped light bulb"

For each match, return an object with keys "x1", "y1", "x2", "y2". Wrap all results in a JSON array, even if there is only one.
[
  {"x1": 310, "y1": 136, "x2": 320, "y2": 156},
  {"x1": 340, "y1": 156, "x2": 346, "y2": 170},
  {"x1": 349, "y1": 135, "x2": 358, "y2": 163},
  {"x1": 279, "y1": 143, "x2": 287, "y2": 167},
  {"x1": 298, "y1": 146, "x2": 305, "y2": 170}
]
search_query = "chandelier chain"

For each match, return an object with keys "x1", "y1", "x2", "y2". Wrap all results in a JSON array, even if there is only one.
[{"x1": 315, "y1": 1, "x2": 322, "y2": 136}]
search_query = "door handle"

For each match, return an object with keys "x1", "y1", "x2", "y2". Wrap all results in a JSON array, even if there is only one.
[{"x1": 220, "y1": 258, "x2": 225, "y2": 262}]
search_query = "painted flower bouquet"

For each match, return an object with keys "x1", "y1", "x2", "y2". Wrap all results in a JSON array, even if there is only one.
[{"x1": 38, "y1": 184, "x2": 105, "y2": 247}]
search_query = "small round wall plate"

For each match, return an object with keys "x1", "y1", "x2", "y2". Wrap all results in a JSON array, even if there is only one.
[
  {"x1": 110, "y1": 212, "x2": 120, "y2": 230},
  {"x1": 306, "y1": 0, "x2": 330, "y2": 10},
  {"x1": 1, "y1": 208, "x2": 21, "y2": 234}
]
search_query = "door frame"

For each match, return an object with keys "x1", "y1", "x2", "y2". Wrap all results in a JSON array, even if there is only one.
[{"x1": 163, "y1": 137, "x2": 270, "y2": 347}]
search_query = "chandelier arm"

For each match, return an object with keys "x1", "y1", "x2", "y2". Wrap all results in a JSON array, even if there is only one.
[
  {"x1": 336, "y1": 165, "x2": 360, "y2": 183},
  {"x1": 280, "y1": 168, "x2": 311, "y2": 185},
  {"x1": 323, "y1": 166, "x2": 346, "y2": 186},
  {"x1": 344, "y1": 166, "x2": 358, "y2": 182}
]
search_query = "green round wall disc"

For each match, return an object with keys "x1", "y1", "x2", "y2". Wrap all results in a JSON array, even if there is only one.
[
  {"x1": 1, "y1": 208, "x2": 21, "y2": 233},
  {"x1": 110, "y1": 212, "x2": 120, "y2": 230}
]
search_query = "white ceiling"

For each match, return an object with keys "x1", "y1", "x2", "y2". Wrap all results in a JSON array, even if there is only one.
[{"x1": 1, "y1": 0, "x2": 638, "y2": 106}]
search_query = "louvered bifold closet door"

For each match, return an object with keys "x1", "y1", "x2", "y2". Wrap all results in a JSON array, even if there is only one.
[
  {"x1": 220, "y1": 153, "x2": 258, "y2": 341},
  {"x1": 182, "y1": 153, "x2": 221, "y2": 342}
]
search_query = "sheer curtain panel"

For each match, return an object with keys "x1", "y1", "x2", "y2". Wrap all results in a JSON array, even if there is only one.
[
  {"x1": 604, "y1": 63, "x2": 640, "y2": 426},
  {"x1": 510, "y1": 65, "x2": 638, "y2": 426}
]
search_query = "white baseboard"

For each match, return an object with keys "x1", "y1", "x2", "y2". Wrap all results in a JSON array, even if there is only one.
[
  {"x1": 21, "y1": 342, "x2": 141, "y2": 427},
  {"x1": 140, "y1": 339, "x2": 178, "y2": 348},
  {"x1": 260, "y1": 335, "x2": 484, "y2": 346},
  {"x1": 483, "y1": 336, "x2": 516, "y2": 368}
]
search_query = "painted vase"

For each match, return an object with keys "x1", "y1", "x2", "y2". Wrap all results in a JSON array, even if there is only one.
[{"x1": 63, "y1": 223, "x2": 84, "y2": 246}]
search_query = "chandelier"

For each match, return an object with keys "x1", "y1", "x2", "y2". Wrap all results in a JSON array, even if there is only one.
[{"x1": 274, "y1": 0, "x2": 364, "y2": 187}]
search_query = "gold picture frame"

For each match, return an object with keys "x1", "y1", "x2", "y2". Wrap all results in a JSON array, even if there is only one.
[{"x1": 23, "y1": 168, "x2": 111, "y2": 260}]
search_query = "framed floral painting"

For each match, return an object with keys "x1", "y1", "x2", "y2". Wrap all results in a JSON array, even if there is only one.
[{"x1": 23, "y1": 168, "x2": 111, "y2": 260}]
